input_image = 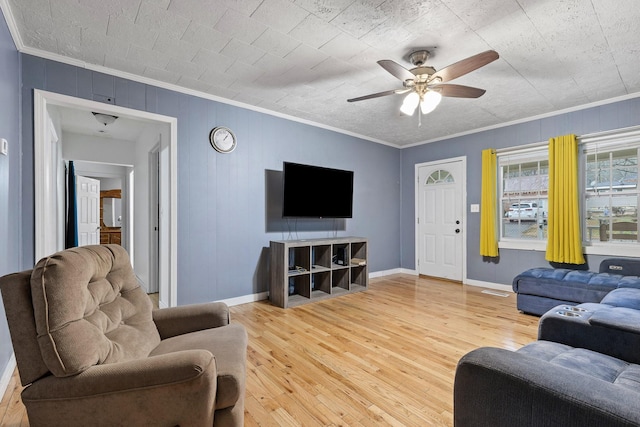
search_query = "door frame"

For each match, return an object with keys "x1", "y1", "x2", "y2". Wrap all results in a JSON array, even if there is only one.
[
  {"x1": 34, "y1": 89, "x2": 178, "y2": 307},
  {"x1": 148, "y1": 143, "x2": 160, "y2": 294},
  {"x1": 414, "y1": 156, "x2": 467, "y2": 282}
]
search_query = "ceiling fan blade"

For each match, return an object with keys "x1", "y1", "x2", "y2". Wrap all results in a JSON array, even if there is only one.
[
  {"x1": 432, "y1": 84, "x2": 486, "y2": 98},
  {"x1": 377, "y1": 60, "x2": 415, "y2": 82},
  {"x1": 430, "y1": 50, "x2": 499, "y2": 83},
  {"x1": 347, "y1": 89, "x2": 408, "y2": 103}
]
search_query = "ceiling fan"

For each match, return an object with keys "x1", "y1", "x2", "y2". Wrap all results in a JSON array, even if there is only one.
[{"x1": 347, "y1": 49, "x2": 499, "y2": 120}]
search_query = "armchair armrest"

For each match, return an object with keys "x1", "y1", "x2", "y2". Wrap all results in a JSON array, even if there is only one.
[
  {"x1": 455, "y1": 347, "x2": 640, "y2": 427},
  {"x1": 22, "y1": 350, "x2": 218, "y2": 427},
  {"x1": 153, "y1": 302, "x2": 230, "y2": 339}
]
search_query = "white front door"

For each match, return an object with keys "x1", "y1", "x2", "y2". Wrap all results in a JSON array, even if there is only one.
[
  {"x1": 77, "y1": 175, "x2": 100, "y2": 246},
  {"x1": 417, "y1": 160, "x2": 464, "y2": 281}
]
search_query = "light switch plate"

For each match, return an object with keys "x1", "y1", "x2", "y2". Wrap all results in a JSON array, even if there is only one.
[
  {"x1": 470, "y1": 203, "x2": 480, "y2": 213},
  {"x1": 0, "y1": 138, "x2": 7, "y2": 156}
]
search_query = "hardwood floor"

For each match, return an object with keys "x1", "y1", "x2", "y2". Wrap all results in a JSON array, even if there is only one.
[{"x1": 0, "y1": 274, "x2": 538, "y2": 426}]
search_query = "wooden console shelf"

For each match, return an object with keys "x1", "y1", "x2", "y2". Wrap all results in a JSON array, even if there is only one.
[{"x1": 269, "y1": 237, "x2": 368, "y2": 308}]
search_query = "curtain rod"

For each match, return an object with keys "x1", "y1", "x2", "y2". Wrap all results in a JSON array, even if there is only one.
[
  {"x1": 496, "y1": 125, "x2": 640, "y2": 154},
  {"x1": 495, "y1": 140, "x2": 546, "y2": 155},
  {"x1": 578, "y1": 124, "x2": 640, "y2": 143}
]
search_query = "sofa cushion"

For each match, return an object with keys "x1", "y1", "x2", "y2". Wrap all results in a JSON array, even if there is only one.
[
  {"x1": 588, "y1": 307, "x2": 640, "y2": 335},
  {"x1": 518, "y1": 341, "x2": 623, "y2": 382},
  {"x1": 600, "y1": 287, "x2": 640, "y2": 309},
  {"x1": 30, "y1": 245, "x2": 161, "y2": 377},
  {"x1": 150, "y1": 323, "x2": 248, "y2": 410},
  {"x1": 517, "y1": 341, "x2": 640, "y2": 391},
  {"x1": 517, "y1": 341, "x2": 640, "y2": 392}
]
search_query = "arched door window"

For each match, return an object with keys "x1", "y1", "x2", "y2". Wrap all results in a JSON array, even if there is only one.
[{"x1": 425, "y1": 169, "x2": 455, "y2": 185}]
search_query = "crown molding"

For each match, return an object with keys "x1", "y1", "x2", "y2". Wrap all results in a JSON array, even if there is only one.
[
  {"x1": 0, "y1": 0, "x2": 23, "y2": 50},
  {"x1": 28, "y1": 45, "x2": 398, "y2": 148},
  {"x1": 403, "y1": 91, "x2": 640, "y2": 149}
]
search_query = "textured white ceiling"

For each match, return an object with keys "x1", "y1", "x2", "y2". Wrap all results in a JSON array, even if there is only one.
[{"x1": 6, "y1": 0, "x2": 640, "y2": 146}]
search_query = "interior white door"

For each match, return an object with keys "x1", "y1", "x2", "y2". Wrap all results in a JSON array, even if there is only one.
[
  {"x1": 418, "y1": 161, "x2": 463, "y2": 281},
  {"x1": 76, "y1": 175, "x2": 100, "y2": 246}
]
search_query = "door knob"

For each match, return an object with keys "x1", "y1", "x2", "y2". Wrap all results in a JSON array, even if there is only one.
[
  {"x1": 456, "y1": 220, "x2": 460, "y2": 224},
  {"x1": 455, "y1": 229, "x2": 460, "y2": 233}
]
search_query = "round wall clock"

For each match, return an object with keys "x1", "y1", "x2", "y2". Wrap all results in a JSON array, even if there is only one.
[{"x1": 209, "y1": 126, "x2": 237, "y2": 153}]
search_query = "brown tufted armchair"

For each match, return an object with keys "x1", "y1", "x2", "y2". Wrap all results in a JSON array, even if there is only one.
[{"x1": 0, "y1": 244, "x2": 247, "y2": 427}]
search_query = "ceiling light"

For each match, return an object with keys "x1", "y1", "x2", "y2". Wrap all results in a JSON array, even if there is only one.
[
  {"x1": 420, "y1": 90, "x2": 442, "y2": 115},
  {"x1": 92, "y1": 112, "x2": 118, "y2": 126},
  {"x1": 400, "y1": 92, "x2": 420, "y2": 116}
]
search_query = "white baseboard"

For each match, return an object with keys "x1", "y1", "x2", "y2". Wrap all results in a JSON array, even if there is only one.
[
  {"x1": 219, "y1": 291, "x2": 269, "y2": 307},
  {"x1": 370, "y1": 268, "x2": 417, "y2": 278},
  {"x1": 0, "y1": 353, "x2": 16, "y2": 401},
  {"x1": 464, "y1": 278, "x2": 513, "y2": 293}
]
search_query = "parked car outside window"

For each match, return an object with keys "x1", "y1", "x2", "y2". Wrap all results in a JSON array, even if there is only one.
[{"x1": 505, "y1": 202, "x2": 547, "y2": 222}]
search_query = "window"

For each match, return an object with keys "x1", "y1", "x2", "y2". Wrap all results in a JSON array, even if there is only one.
[
  {"x1": 496, "y1": 127, "x2": 640, "y2": 253},
  {"x1": 582, "y1": 138, "x2": 640, "y2": 245},
  {"x1": 426, "y1": 169, "x2": 454, "y2": 184},
  {"x1": 498, "y1": 147, "x2": 549, "y2": 242}
]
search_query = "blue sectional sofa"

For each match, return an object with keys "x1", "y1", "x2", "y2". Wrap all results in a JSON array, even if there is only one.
[
  {"x1": 455, "y1": 282, "x2": 640, "y2": 426},
  {"x1": 538, "y1": 287, "x2": 640, "y2": 364},
  {"x1": 512, "y1": 258, "x2": 640, "y2": 315}
]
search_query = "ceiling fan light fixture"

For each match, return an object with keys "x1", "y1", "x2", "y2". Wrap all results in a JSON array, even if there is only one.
[
  {"x1": 348, "y1": 49, "x2": 498, "y2": 124},
  {"x1": 400, "y1": 91, "x2": 420, "y2": 116},
  {"x1": 420, "y1": 91, "x2": 442, "y2": 115},
  {"x1": 92, "y1": 112, "x2": 118, "y2": 126}
]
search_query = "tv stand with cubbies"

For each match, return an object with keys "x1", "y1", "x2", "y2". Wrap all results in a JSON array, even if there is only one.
[{"x1": 269, "y1": 237, "x2": 368, "y2": 308}]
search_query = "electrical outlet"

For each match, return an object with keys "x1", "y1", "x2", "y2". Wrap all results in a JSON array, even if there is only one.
[
  {"x1": 470, "y1": 203, "x2": 480, "y2": 213},
  {"x1": 0, "y1": 138, "x2": 7, "y2": 156}
]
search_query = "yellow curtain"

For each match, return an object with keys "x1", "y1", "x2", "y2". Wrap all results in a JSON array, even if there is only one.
[
  {"x1": 480, "y1": 148, "x2": 498, "y2": 257},
  {"x1": 545, "y1": 134, "x2": 585, "y2": 264}
]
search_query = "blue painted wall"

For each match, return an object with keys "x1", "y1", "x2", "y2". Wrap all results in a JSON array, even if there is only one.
[
  {"x1": 400, "y1": 97, "x2": 640, "y2": 284},
  {"x1": 0, "y1": 10, "x2": 21, "y2": 379},
  {"x1": 5, "y1": 4, "x2": 640, "y2": 386},
  {"x1": 19, "y1": 55, "x2": 402, "y2": 305}
]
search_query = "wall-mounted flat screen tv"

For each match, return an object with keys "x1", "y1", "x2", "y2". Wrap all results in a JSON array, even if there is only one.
[{"x1": 282, "y1": 162, "x2": 354, "y2": 218}]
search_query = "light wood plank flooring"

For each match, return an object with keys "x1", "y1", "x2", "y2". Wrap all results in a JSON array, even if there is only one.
[{"x1": 0, "y1": 274, "x2": 538, "y2": 426}]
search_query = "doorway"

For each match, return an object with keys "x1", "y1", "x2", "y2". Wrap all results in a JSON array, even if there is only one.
[
  {"x1": 415, "y1": 157, "x2": 467, "y2": 282},
  {"x1": 34, "y1": 89, "x2": 178, "y2": 308},
  {"x1": 75, "y1": 175, "x2": 101, "y2": 246}
]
